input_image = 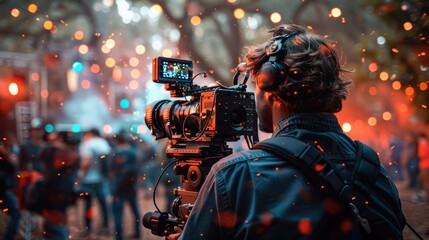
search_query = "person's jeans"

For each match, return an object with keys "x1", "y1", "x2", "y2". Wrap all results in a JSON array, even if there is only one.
[
  {"x1": 43, "y1": 221, "x2": 69, "y2": 240},
  {"x1": 407, "y1": 157, "x2": 419, "y2": 188},
  {"x1": 82, "y1": 182, "x2": 109, "y2": 230},
  {"x1": 0, "y1": 192, "x2": 22, "y2": 240},
  {"x1": 112, "y1": 193, "x2": 140, "y2": 240}
]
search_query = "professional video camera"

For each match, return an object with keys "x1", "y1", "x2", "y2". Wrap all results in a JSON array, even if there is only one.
[{"x1": 142, "y1": 57, "x2": 258, "y2": 237}]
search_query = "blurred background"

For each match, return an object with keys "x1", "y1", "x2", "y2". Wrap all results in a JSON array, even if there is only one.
[
  {"x1": 0, "y1": 0, "x2": 428, "y2": 239},
  {"x1": 0, "y1": 0, "x2": 428, "y2": 144}
]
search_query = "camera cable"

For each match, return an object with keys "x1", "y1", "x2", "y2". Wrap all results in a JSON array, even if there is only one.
[{"x1": 152, "y1": 158, "x2": 181, "y2": 213}]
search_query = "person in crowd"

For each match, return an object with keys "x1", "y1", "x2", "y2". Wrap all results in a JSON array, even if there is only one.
[
  {"x1": 413, "y1": 133, "x2": 429, "y2": 202},
  {"x1": 168, "y1": 23, "x2": 405, "y2": 240},
  {"x1": 388, "y1": 132, "x2": 405, "y2": 181},
  {"x1": 110, "y1": 131, "x2": 141, "y2": 240},
  {"x1": 405, "y1": 131, "x2": 419, "y2": 189},
  {"x1": 0, "y1": 144, "x2": 22, "y2": 240},
  {"x1": 138, "y1": 140, "x2": 158, "y2": 199},
  {"x1": 77, "y1": 128, "x2": 111, "y2": 235},
  {"x1": 38, "y1": 131, "x2": 80, "y2": 239},
  {"x1": 18, "y1": 126, "x2": 44, "y2": 172},
  {"x1": 417, "y1": 132, "x2": 429, "y2": 236}
]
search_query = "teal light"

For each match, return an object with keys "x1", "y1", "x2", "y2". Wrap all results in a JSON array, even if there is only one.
[
  {"x1": 72, "y1": 61, "x2": 84, "y2": 72},
  {"x1": 45, "y1": 124, "x2": 54, "y2": 133},
  {"x1": 71, "y1": 124, "x2": 81, "y2": 133},
  {"x1": 130, "y1": 125, "x2": 138, "y2": 133},
  {"x1": 119, "y1": 98, "x2": 130, "y2": 109}
]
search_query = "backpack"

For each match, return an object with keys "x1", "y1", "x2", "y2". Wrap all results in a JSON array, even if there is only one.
[{"x1": 253, "y1": 136, "x2": 408, "y2": 240}]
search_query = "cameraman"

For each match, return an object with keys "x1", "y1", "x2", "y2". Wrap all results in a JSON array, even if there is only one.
[{"x1": 169, "y1": 24, "x2": 405, "y2": 240}]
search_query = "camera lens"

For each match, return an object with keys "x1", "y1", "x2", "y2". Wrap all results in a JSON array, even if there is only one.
[
  {"x1": 144, "y1": 99, "x2": 200, "y2": 139},
  {"x1": 229, "y1": 106, "x2": 246, "y2": 130}
]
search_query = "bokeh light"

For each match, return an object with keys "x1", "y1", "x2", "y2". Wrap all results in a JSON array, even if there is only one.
[
  {"x1": 119, "y1": 98, "x2": 130, "y2": 109},
  {"x1": 72, "y1": 62, "x2": 84, "y2": 72},
  {"x1": 379, "y1": 71, "x2": 389, "y2": 81},
  {"x1": 377, "y1": 36, "x2": 386, "y2": 45},
  {"x1": 392, "y1": 81, "x2": 402, "y2": 90},
  {"x1": 405, "y1": 86, "x2": 415, "y2": 96},
  {"x1": 43, "y1": 20, "x2": 54, "y2": 31},
  {"x1": 31, "y1": 72, "x2": 40, "y2": 81},
  {"x1": 74, "y1": 31, "x2": 85, "y2": 41},
  {"x1": 162, "y1": 49, "x2": 173, "y2": 57},
  {"x1": 368, "y1": 117, "x2": 377, "y2": 126},
  {"x1": 28, "y1": 3, "x2": 38, "y2": 14},
  {"x1": 382, "y1": 111, "x2": 392, "y2": 121},
  {"x1": 71, "y1": 124, "x2": 81, "y2": 133},
  {"x1": 45, "y1": 124, "x2": 54, "y2": 133},
  {"x1": 270, "y1": 12, "x2": 281, "y2": 23},
  {"x1": 11, "y1": 8, "x2": 20, "y2": 17},
  {"x1": 105, "y1": 57, "x2": 116, "y2": 68},
  {"x1": 368, "y1": 62, "x2": 378, "y2": 72},
  {"x1": 103, "y1": 124, "x2": 113, "y2": 134},
  {"x1": 8, "y1": 83, "x2": 19, "y2": 95},
  {"x1": 79, "y1": 44, "x2": 89, "y2": 54},
  {"x1": 129, "y1": 57, "x2": 139, "y2": 67},
  {"x1": 330, "y1": 8, "x2": 342, "y2": 18},
  {"x1": 342, "y1": 122, "x2": 352, "y2": 132},
  {"x1": 399, "y1": 104, "x2": 408, "y2": 112},
  {"x1": 368, "y1": 87, "x2": 377, "y2": 96},
  {"x1": 105, "y1": 39, "x2": 116, "y2": 49},
  {"x1": 403, "y1": 22, "x2": 413, "y2": 31},
  {"x1": 90, "y1": 64, "x2": 100, "y2": 73},
  {"x1": 101, "y1": 45, "x2": 111, "y2": 54},
  {"x1": 135, "y1": 45, "x2": 146, "y2": 55},
  {"x1": 81, "y1": 79, "x2": 91, "y2": 89},
  {"x1": 41, "y1": 89, "x2": 49, "y2": 98},
  {"x1": 151, "y1": 4, "x2": 163, "y2": 14},
  {"x1": 129, "y1": 80, "x2": 139, "y2": 89},
  {"x1": 130, "y1": 69, "x2": 141, "y2": 79},
  {"x1": 420, "y1": 82, "x2": 428, "y2": 91},
  {"x1": 234, "y1": 8, "x2": 245, "y2": 19},
  {"x1": 190, "y1": 16, "x2": 202, "y2": 26}
]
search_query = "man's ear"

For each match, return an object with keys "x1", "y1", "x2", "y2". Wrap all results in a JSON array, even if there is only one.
[{"x1": 265, "y1": 90, "x2": 276, "y2": 103}]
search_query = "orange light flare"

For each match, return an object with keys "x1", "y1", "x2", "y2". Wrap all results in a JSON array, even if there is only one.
[
  {"x1": 368, "y1": 87, "x2": 378, "y2": 96},
  {"x1": 368, "y1": 62, "x2": 378, "y2": 72},
  {"x1": 419, "y1": 82, "x2": 428, "y2": 91}
]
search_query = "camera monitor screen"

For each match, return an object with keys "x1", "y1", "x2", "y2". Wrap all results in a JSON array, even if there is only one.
[{"x1": 152, "y1": 57, "x2": 193, "y2": 83}]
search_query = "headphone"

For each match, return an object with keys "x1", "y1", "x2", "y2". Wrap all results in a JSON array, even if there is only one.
[{"x1": 257, "y1": 32, "x2": 299, "y2": 91}]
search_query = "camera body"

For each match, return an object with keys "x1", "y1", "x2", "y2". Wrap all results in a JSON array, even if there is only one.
[
  {"x1": 143, "y1": 57, "x2": 258, "y2": 237},
  {"x1": 145, "y1": 57, "x2": 256, "y2": 144}
]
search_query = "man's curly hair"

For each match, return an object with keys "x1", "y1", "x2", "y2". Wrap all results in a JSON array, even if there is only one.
[{"x1": 241, "y1": 24, "x2": 351, "y2": 113}]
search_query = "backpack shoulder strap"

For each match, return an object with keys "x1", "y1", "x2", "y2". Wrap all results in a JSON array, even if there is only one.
[
  {"x1": 252, "y1": 136, "x2": 349, "y2": 197},
  {"x1": 350, "y1": 141, "x2": 380, "y2": 209},
  {"x1": 252, "y1": 136, "x2": 380, "y2": 234}
]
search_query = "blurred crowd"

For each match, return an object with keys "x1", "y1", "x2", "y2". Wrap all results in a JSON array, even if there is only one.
[
  {"x1": 1, "y1": 126, "x2": 429, "y2": 239},
  {"x1": 0, "y1": 126, "x2": 178, "y2": 240},
  {"x1": 367, "y1": 130, "x2": 429, "y2": 206}
]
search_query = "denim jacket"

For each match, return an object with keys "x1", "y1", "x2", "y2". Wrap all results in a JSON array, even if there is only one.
[{"x1": 179, "y1": 113, "x2": 404, "y2": 240}]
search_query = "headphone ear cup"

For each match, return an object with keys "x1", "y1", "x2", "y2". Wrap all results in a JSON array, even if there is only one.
[{"x1": 257, "y1": 62, "x2": 282, "y2": 91}]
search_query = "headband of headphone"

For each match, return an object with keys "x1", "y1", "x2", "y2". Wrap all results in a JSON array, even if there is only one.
[{"x1": 257, "y1": 32, "x2": 299, "y2": 91}]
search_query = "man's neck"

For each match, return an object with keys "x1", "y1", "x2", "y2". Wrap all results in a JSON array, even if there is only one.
[{"x1": 271, "y1": 101, "x2": 290, "y2": 130}]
